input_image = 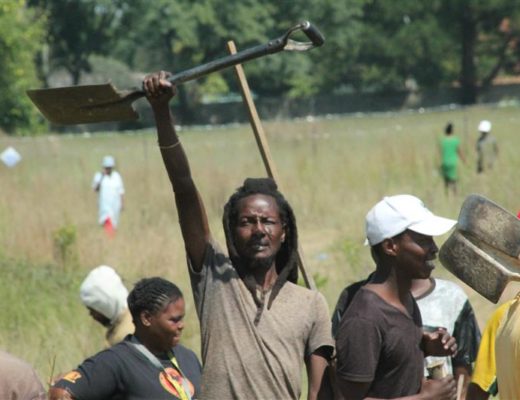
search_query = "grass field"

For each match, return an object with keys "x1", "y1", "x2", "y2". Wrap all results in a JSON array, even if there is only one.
[{"x1": 1, "y1": 103, "x2": 519, "y2": 393}]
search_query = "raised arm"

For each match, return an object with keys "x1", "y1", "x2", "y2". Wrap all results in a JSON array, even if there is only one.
[{"x1": 143, "y1": 71, "x2": 210, "y2": 271}]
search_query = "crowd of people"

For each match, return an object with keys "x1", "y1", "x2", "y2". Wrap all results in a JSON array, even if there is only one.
[{"x1": 1, "y1": 71, "x2": 514, "y2": 400}]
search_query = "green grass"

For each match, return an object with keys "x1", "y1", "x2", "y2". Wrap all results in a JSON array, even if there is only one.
[{"x1": 1, "y1": 104, "x2": 519, "y2": 396}]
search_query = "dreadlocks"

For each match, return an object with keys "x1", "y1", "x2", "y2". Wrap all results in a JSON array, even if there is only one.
[
  {"x1": 127, "y1": 277, "x2": 183, "y2": 325},
  {"x1": 222, "y1": 178, "x2": 299, "y2": 321}
]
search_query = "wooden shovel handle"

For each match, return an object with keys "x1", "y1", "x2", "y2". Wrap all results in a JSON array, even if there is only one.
[{"x1": 227, "y1": 40, "x2": 316, "y2": 291}]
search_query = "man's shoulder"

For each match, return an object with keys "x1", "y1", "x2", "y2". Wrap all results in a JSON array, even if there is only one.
[
  {"x1": 282, "y1": 280, "x2": 311, "y2": 293},
  {"x1": 0, "y1": 350, "x2": 36, "y2": 374},
  {"x1": 345, "y1": 288, "x2": 385, "y2": 315},
  {"x1": 336, "y1": 278, "x2": 371, "y2": 306},
  {"x1": 281, "y1": 281, "x2": 325, "y2": 301},
  {"x1": 174, "y1": 344, "x2": 198, "y2": 359}
]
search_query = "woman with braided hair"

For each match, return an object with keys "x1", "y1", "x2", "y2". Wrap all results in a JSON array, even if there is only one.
[
  {"x1": 49, "y1": 277, "x2": 201, "y2": 400},
  {"x1": 142, "y1": 71, "x2": 334, "y2": 400}
]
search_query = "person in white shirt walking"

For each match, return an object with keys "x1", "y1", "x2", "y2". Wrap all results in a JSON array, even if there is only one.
[{"x1": 92, "y1": 155, "x2": 125, "y2": 236}]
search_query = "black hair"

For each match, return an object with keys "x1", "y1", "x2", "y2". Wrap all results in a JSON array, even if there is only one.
[
  {"x1": 222, "y1": 178, "x2": 299, "y2": 318},
  {"x1": 445, "y1": 122, "x2": 453, "y2": 135},
  {"x1": 127, "y1": 277, "x2": 183, "y2": 324}
]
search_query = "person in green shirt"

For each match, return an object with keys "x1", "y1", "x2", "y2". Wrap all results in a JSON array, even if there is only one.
[{"x1": 440, "y1": 122, "x2": 465, "y2": 195}]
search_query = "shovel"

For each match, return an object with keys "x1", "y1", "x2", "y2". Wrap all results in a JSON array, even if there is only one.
[
  {"x1": 439, "y1": 194, "x2": 520, "y2": 303},
  {"x1": 27, "y1": 21, "x2": 324, "y2": 125}
]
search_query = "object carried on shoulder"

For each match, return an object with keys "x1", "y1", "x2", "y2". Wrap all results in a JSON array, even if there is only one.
[{"x1": 440, "y1": 194, "x2": 520, "y2": 303}]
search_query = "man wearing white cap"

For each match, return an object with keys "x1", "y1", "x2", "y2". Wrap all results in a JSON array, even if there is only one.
[
  {"x1": 476, "y1": 120, "x2": 498, "y2": 174},
  {"x1": 80, "y1": 265, "x2": 134, "y2": 347},
  {"x1": 92, "y1": 155, "x2": 125, "y2": 236},
  {"x1": 335, "y1": 195, "x2": 458, "y2": 400}
]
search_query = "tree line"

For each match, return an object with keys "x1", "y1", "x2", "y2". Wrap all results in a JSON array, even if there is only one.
[{"x1": 2, "y1": 0, "x2": 520, "y2": 134}]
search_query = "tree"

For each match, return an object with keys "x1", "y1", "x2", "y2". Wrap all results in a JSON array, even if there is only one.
[
  {"x1": 110, "y1": 0, "x2": 277, "y2": 119},
  {"x1": 28, "y1": 0, "x2": 129, "y2": 85},
  {"x1": 439, "y1": 0, "x2": 520, "y2": 104},
  {"x1": 337, "y1": 0, "x2": 456, "y2": 92},
  {"x1": 0, "y1": 0, "x2": 46, "y2": 134}
]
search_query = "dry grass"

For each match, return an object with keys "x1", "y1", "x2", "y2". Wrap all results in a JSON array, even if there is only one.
[{"x1": 1, "y1": 104, "x2": 520, "y2": 392}]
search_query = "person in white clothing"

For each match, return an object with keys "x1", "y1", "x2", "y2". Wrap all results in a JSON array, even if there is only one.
[
  {"x1": 80, "y1": 265, "x2": 135, "y2": 347},
  {"x1": 92, "y1": 155, "x2": 125, "y2": 236}
]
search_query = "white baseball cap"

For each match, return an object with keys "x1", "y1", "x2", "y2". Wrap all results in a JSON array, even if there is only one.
[
  {"x1": 102, "y1": 155, "x2": 115, "y2": 168},
  {"x1": 478, "y1": 120, "x2": 492, "y2": 133},
  {"x1": 365, "y1": 195, "x2": 456, "y2": 246}
]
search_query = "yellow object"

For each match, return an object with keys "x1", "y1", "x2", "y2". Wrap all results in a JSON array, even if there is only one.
[
  {"x1": 495, "y1": 296, "x2": 520, "y2": 398},
  {"x1": 471, "y1": 300, "x2": 513, "y2": 395},
  {"x1": 164, "y1": 351, "x2": 190, "y2": 400}
]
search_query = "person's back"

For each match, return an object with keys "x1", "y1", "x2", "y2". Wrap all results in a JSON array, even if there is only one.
[
  {"x1": 476, "y1": 120, "x2": 498, "y2": 173},
  {"x1": 439, "y1": 122, "x2": 464, "y2": 194},
  {"x1": 441, "y1": 135, "x2": 460, "y2": 166},
  {"x1": 477, "y1": 134, "x2": 497, "y2": 169},
  {"x1": 0, "y1": 350, "x2": 46, "y2": 400},
  {"x1": 80, "y1": 265, "x2": 134, "y2": 347}
]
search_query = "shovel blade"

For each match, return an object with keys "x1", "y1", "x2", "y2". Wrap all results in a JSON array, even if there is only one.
[
  {"x1": 27, "y1": 83, "x2": 140, "y2": 125},
  {"x1": 439, "y1": 230, "x2": 517, "y2": 303}
]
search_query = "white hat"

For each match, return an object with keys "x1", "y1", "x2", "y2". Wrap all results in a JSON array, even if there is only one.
[
  {"x1": 102, "y1": 155, "x2": 115, "y2": 168},
  {"x1": 478, "y1": 120, "x2": 492, "y2": 133},
  {"x1": 80, "y1": 265, "x2": 128, "y2": 324},
  {"x1": 365, "y1": 195, "x2": 456, "y2": 246}
]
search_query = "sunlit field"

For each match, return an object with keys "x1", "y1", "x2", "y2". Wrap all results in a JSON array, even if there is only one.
[{"x1": 1, "y1": 104, "x2": 519, "y2": 393}]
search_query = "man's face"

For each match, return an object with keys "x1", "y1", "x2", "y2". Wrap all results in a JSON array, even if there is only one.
[
  {"x1": 87, "y1": 307, "x2": 111, "y2": 327},
  {"x1": 393, "y1": 230, "x2": 438, "y2": 279},
  {"x1": 233, "y1": 194, "x2": 286, "y2": 269}
]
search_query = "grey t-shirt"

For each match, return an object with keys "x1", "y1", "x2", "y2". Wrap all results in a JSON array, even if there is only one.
[
  {"x1": 189, "y1": 240, "x2": 334, "y2": 399},
  {"x1": 335, "y1": 287, "x2": 424, "y2": 398}
]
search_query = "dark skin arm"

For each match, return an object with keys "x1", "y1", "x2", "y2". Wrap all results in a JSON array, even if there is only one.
[
  {"x1": 306, "y1": 347, "x2": 333, "y2": 400},
  {"x1": 48, "y1": 387, "x2": 74, "y2": 400},
  {"x1": 143, "y1": 71, "x2": 210, "y2": 270}
]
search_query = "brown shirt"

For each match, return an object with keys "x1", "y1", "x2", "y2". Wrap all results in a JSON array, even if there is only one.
[
  {"x1": 189, "y1": 240, "x2": 334, "y2": 399},
  {"x1": 335, "y1": 287, "x2": 424, "y2": 398},
  {"x1": 0, "y1": 350, "x2": 46, "y2": 400}
]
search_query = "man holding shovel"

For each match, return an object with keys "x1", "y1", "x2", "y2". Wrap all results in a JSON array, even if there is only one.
[
  {"x1": 143, "y1": 71, "x2": 334, "y2": 400},
  {"x1": 335, "y1": 195, "x2": 458, "y2": 400}
]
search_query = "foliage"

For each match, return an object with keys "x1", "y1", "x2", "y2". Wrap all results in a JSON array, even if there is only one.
[
  {"x1": 438, "y1": 0, "x2": 520, "y2": 103},
  {"x1": 52, "y1": 223, "x2": 79, "y2": 270},
  {"x1": 0, "y1": 0, "x2": 46, "y2": 134},
  {"x1": 28, "y1": 0, "x2": 130, "y2": 84},
  {"x1": 4, "y1": 0, "x2": 520, "y2": 133}
]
